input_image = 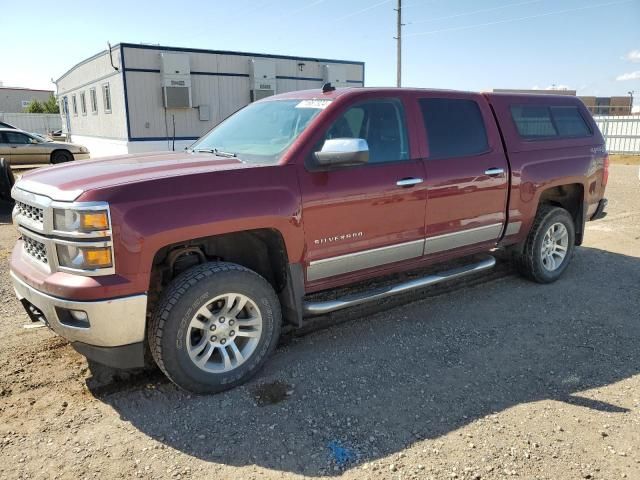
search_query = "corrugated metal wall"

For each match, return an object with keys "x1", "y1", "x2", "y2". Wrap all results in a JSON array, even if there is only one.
[
  {"x1": 123, "y1": 45, "x2": 364, "y2": 140},
  {"x1": 56, "y1": 44, "x2": 364, "y2": 144},
  {"x1": 0, "y1": 113, "x2": 61, "y2": 135}
]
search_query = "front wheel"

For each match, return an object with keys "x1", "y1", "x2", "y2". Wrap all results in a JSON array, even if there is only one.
[
  {"x1": 514, "y1": 205, "x2": 575, "y2": 283},
  {"x1": 148, "y1": 262, "x2": 282, "y2": 393}
]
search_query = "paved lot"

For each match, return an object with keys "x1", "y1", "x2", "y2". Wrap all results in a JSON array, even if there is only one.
[{"x1": 0, "y1": 165, "x2": 638, "y2": 480}]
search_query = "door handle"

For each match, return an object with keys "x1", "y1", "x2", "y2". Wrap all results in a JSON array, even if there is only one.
[
  {"x1": 484, "y1": 168, "x2": 505, "y2": 176},
  {"x1": 396, "y1": 177, "x2": 424, "y2": 187}
]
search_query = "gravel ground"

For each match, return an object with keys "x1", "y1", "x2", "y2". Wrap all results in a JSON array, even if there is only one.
[{"x1": 0, "y1": 165, "x2": 639, "y2": 480}]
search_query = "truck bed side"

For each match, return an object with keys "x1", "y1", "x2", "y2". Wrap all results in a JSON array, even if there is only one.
[{"x1": 484, "y1": 92, "x2": 607, "y2": 247}]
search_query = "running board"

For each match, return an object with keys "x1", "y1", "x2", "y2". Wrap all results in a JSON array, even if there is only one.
[{"x1": 302, "y1": 255, "x2": 496, "y2": 316}]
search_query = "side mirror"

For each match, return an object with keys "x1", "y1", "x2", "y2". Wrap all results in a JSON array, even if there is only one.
[
  {"x1": 30, "y1": 138, "x2": 39, "y2": 144},
  {"x1": 314, "y1": 138, "x2": 369, "y2": 168}
]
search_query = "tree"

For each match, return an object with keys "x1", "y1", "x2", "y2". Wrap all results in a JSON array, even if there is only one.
[
  {"x1": 24, "y1": 94, "x2": 60, "y2": 114},
  {"x1": 43, "y1": 94, "x2": 60, "y2": 114},
  {"x1": 24, "y1": 99, "x2": 45, "y2": 113}
]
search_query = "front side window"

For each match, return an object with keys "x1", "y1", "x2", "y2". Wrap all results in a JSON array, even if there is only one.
[
  {"x1": 102, "y1": 83, "x2": 112, "y2": 113},
  {"x1": 323, "y1": 98, "x2": 409, "y2": 163},
  {"x1": 190, "y1": 99, "x2": 326, "y2": 164},
  {"x1": 80, "y1": 92, "x2": 87, "y2": 115},
  {"x1": 89, "y1": 88, "x2": 98, "y2": 114},
  {"x1": 419, "y1": 98, "x2": 489, "y2": 159}
]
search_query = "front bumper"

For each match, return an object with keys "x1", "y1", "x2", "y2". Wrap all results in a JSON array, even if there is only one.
[
  {"x1": 73, "y1": 153, "x2": 91, "y2": 160},
  {"x1": 11, "y1": 270, "x2": 147, "y2": 358}
]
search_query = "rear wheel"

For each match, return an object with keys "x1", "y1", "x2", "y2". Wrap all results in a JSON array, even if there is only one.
[
  {"x1": 51, "y1": 150, "x2": 73, "y2": 164},
  {"x1": 514, "y1": 205, "x2": 575, "y2": 283},
  {"x1": 149, "y1": 262, "x2": 281, "y2": 394}
]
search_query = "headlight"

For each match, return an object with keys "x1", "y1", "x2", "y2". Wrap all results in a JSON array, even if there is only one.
[
  {"x1": 56, "y1": 244, "x2": 113, "y2": 270},
  {"x1": 54, "y1": 208, "x2": 109, "y2": 233}
]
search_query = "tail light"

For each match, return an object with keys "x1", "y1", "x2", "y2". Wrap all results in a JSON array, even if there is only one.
[{"x1": 603, "y1": 153, "x2": 609, "y2": 188}]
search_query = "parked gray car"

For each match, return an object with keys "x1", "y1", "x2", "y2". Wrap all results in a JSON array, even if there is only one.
[{"x1": 0, "y1": 128, "x2": 89, "y2": 165}]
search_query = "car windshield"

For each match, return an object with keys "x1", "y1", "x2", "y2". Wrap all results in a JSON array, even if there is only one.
[{"x1": 189, "y1": 99, "x2": 330, "y2": 163}]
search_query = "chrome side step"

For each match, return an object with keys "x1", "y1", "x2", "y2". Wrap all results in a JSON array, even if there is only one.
[{"x1": 302, "y1": 255, "x2": 496, "y2": 316}]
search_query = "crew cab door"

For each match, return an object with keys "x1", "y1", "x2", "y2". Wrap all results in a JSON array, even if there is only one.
[
  {"x1": 415, "y1": 94, "x2": 509, "y2": 257},
  {"x1": 297, "y1": 96, "x2": 427, "y2": 287}
]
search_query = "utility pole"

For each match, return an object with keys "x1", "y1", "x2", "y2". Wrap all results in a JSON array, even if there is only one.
[{"x1": 395, "y1": 0, "x2": 402, "y2": 87}]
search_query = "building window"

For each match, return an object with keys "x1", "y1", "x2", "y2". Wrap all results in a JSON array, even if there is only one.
[
  {"x1": 102, "y1": 83, "x2": 112, "y2": 113},
  {"x1": 89, "y1": 88, "x2": 98, "y2": 114},
  {"x1": 80, "y1": 92, "x2": 87, "y2": 115},
  {"x1": 72, "y1": 95, "x2": 78, "y2": 116}
]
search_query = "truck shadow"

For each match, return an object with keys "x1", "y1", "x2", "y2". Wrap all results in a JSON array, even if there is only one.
[{"x1": 90, "y1": 246, "x2": 640, "y2": 476}]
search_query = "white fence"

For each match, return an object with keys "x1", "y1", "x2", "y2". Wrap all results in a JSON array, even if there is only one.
[
  {"x1": 0, "y1": 112, "x2": 62, "y2": 135},
  {"x1": 593, "y1": 115, "x2": 640, "y2": 155}
]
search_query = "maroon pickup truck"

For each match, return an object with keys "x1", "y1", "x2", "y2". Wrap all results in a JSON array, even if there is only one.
[{"x1": 10, "y1": 86, "x2": 608, "y2": 393}]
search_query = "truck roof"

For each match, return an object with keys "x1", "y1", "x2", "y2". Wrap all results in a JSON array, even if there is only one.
[{"x1": 268, "y1": 87, "x2": 584, "y2": 102}]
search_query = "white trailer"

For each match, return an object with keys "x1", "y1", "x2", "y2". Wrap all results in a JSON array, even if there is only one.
[{"x1": 56, "y1": 43, "x2": 365, "y2": 158}]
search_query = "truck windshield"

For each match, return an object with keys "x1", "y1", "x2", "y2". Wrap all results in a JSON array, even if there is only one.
[{"x1": 189, "y1": 99, "x2": 329, "y2": 163}]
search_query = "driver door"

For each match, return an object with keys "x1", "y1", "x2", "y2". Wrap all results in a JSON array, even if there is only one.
[{"x1": 297, "y1": 96, "x2": 427, "y2": 287}]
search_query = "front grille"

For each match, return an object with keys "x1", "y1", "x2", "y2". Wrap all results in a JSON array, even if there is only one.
[
  {"x1": 23, "y1": 236, "x2": 48, "y2": 264},
  {"x1": 15, "y1": 201, "x2": 44, "y2": 226}
]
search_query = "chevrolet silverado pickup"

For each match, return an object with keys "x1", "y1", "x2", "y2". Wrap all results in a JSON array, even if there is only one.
[{"x1": 9, "y1": 86, "x2": 608, "y2": 393}]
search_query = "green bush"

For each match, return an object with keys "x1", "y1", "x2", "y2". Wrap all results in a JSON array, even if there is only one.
[{"x1": 24, "y1": 94, "x2": 60, "y2": 114}]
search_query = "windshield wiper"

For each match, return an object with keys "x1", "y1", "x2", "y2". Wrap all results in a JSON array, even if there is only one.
[{"x1": 192, "y1": 148, "x2": 236, "y2": 158}]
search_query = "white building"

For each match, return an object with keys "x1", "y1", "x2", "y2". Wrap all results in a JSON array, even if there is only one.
[{"x1": 56, "y1": 43, "x2": 365, "y2": 157}]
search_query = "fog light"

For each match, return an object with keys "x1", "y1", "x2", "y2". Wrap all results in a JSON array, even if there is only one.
[
  {"x1": 56, "y1": 307, "x2": 90, "y2": 328},
  {"x1": 69, "y1": 310, "x2": 88, "y2": 322}
]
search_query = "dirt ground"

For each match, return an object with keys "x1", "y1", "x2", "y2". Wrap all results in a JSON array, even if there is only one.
[{"x1": 0, "y1": 165, "x2": 639, "y2": 480}]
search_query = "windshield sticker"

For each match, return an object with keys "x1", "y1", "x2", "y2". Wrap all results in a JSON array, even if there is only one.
[{"x1": 296, "y1": 99, "x2": 332, "y2": 110}]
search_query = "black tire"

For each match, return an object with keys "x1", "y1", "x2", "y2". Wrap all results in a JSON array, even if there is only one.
[
  {"x1": 0, "y1": 158, "x2": 15, "y2": 203},
  {"x1": 51, "y1": 150, "x2": 73, "y2": 164},
  {"x1": 514, "y1": 205, "x2": 575, "y2": 283},
  {"x1": 148, "y1": 262, "x2": 282, "y2": 394}
]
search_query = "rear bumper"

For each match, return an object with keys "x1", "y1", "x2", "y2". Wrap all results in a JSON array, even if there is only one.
[
  {"x1": 11, "y1": 270, "x2": 147, "y2": 349},
  {"x1": 590, "y1": 198, "x2": 608, "y2": 221}
]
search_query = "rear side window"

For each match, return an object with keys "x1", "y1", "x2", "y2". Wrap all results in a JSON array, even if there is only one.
[
  {"x1": 511, "y1": 105, "x2": 591, "y2": 139},
  {"x1": 550, "y1": 106, "x2": 591, "y2": 137},
  {"x1": 419, "y1": 98, "x2": 489, "y2": 159}
]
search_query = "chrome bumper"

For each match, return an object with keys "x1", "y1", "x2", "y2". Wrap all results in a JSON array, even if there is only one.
[{"x1": 11, "y1": 271, "x2": 147, "y2": 347}]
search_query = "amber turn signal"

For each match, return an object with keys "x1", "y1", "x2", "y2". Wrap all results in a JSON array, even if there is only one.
[
  {"x1": 85, "y1": 248, "x2": 112, "y2": 267},
  {"x1": 80, "y1": 212, "x2": 109, "y2": 231}
]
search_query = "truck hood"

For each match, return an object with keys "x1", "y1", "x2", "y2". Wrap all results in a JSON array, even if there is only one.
[{"x1": 15, "y1": 151, "x2": 252, "y2": 201}]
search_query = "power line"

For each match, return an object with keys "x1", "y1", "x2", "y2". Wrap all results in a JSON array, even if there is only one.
[
  {"x1": 408, "y1": 0, "x2": 543, "y2": 25},
  {"x1": 405, "y1": 0, "x2": 633, "y2": 37},
  {"x1": 333, "y1": 0, "x2": 393, "y2": 22}
]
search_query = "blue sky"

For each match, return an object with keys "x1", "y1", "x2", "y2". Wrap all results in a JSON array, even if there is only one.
[{"x1": 1, "y1": 0, "x2": 638, "y2": 98}]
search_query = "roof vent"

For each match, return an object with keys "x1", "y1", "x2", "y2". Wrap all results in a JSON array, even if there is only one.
[{"x1": 322, "y1": 82, "x2": 336, "y2": 93}]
